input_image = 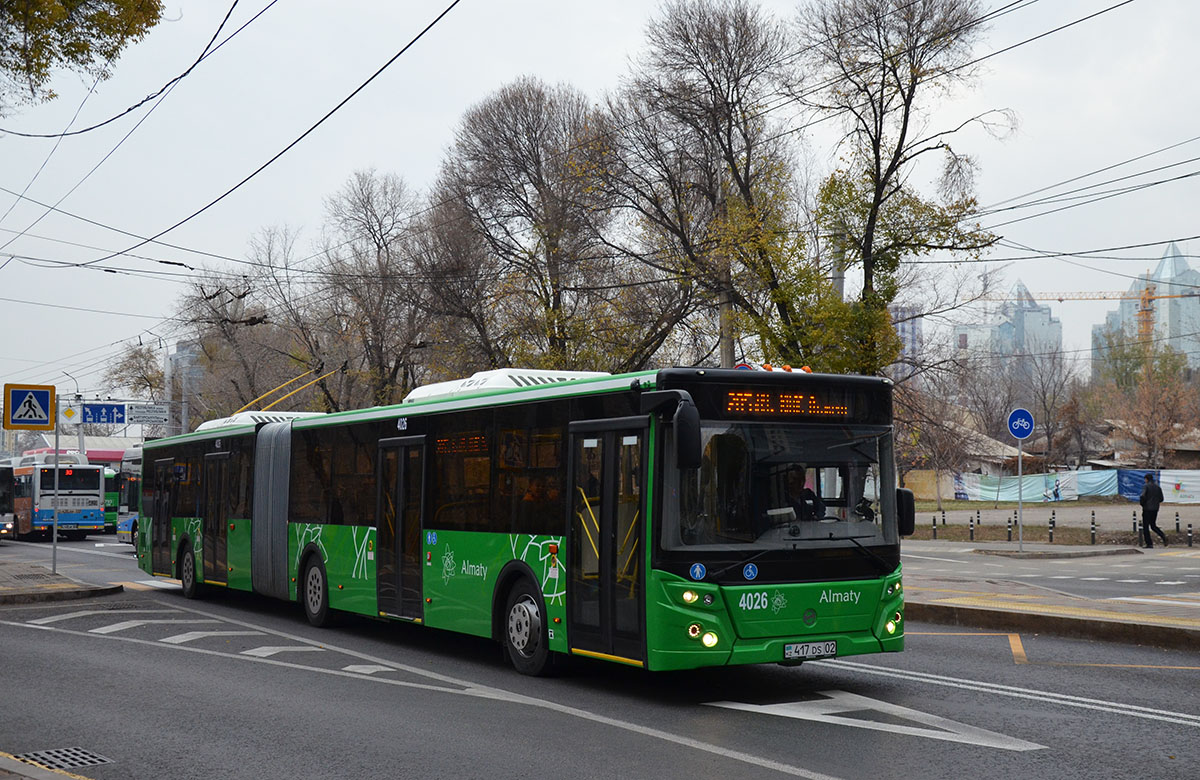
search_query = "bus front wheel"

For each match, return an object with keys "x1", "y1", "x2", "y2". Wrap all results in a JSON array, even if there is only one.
[
  {"x1": 503, "y1": 580, "x2": 550, "y2": 676},
  {"x1": 302, "y1": 557, "x2": 332, "y2": 627}
]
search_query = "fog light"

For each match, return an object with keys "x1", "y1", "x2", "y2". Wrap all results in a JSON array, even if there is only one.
[
  {"x1": 701, "y1": 632, "x2": 719, "y2": 648},
  {"x1": 885, "y1": 620, "x2": 897, "y2": 634},
  {"x1": 894, "y1": 611, "x2": 902, "y2": 623},
  {"x1": 682, "y1": 590, "x2": 698, "y2": 604},
  {"x1": 687, "y1": 623, "x2": 702, "y2": 638}
]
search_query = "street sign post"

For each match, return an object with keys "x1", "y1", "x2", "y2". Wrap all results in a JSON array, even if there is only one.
[
  {"x1": 4, "y1": 383, "x2": 56, "y2": 430},
  {"x1": 1007, "y1": 408, "x2": 1035, "y2": 552},
  {"x1": 127, "y1": 403, "x2": 169, "y2": 425},
  {"x1": 83, "y1": 403, "x2": 127, "y2": 425}
]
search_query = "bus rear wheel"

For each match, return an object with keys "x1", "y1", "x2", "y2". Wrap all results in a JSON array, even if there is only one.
[
  {"x1": 302, "y1": 557, "x2": 332, "y2": 627},
  {"x1": 179, "y1": 542, "x2": 203, "y2": 599},
  {"x1": 504, "y1": 580, "x2": 551, "y2": 676}
]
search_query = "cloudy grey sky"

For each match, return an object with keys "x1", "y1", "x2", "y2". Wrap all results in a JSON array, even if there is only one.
[{"x1": 0, "y1": 0, "x2": 1194, "y2": 401}]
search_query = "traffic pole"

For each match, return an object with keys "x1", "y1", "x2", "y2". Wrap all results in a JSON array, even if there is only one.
[
  {"x1": 51, "y1": 394, "x2": 60, "y2": 574},
  {"x1": 1017, "y1": 437, "x2": 1024, "y2": 552}
]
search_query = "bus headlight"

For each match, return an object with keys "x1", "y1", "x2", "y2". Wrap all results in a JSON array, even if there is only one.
[
  {"x1": 687, "y1": 623, "x2": 702, "y2": 638},
  {"x1": 701, "y1": 632, "x2": 719, "y2": 648},
  {"x1": 682, "y1": 590, "x2": 698, "y2": 604},
  {"x1": 885, "y1": 620, "x2": 897, "y2": 635}
]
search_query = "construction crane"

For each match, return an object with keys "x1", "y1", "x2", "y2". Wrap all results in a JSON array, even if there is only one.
[{"x1": 981, "y1": 284, "x2": 1200, "y2": 344}]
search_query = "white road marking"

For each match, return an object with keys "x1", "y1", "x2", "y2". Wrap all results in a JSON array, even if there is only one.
[
  {"x1": 1108, "y1": 596, "x2": 1200, "y2": 607},
  {"x1": 136, "y1": 579, "x2": 180, "y2": 590},
  {"x1": 28, "y1": 609, "x2": 178, "y2": 625},
  {"x1": 160, "y1": 630, "x2": 265, "y2": 644},
  {"x1": 1048, "y1": 576, "x2": 1074, "y2": 579},
  {"x1": 901, "y1": 553, "x2": 965, "y2": 564},
  {"x1": 241, "y1": 645, "x2": 326, "y2": 658},
  {"x1": 1115, "y1": 579, "x2": 1147, "y2": 583},
  {"x1": 90, "y1": 619, "x2": 219, "y2": 634},
  {"x1": 1155, "y1": 581, "x2": 1187, "y2": 585},
  {"x1": 342, "y1": 664, "x2": 395, "y2": 675},
  {"x1": 708, "y1": 690, "x2": 1044, "y2": 752},
  {"x1": 1079, "y1": 577, "x2": 1109, "y2": 581},
  {"x1": 816, "y1": 660, "x2": 1200, "y2": 728}
]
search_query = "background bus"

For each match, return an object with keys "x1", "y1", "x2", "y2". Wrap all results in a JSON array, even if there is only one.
[
  {"x1": 137, "y1": 367, "x2": 914, "y2": 674},
  {"x1": 104, "y1": 467, "x2": 118, "y2": 534},
  {"x1": 0, "y1": 460, "x2": 13, "y2": 539},
  {"x1": 117, "y1": 445, "x2": 142, "y2": 545},
  {"x1": 13, "y1": 453, "x2": 105, "y2": 540}
]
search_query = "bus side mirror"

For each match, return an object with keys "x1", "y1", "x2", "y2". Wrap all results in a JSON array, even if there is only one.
[
  {"x1": 896, "y1": 488, "x2": 915, "y2": 537},
  {"x1": 674, "y1": 398, "x2": 701, "y2": 470}
]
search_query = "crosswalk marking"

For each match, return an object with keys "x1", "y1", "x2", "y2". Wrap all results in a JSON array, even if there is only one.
[
  {"x1": 160, "y1": 630, "x2": 265, "y2": 645},
  {"x1": 241, "y1": 646, "x2": 325, "y2": 658}
]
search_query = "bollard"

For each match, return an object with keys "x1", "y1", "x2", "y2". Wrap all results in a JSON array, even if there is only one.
[
  {"x1": 1189, "y1": 524, "x2": 1193, "y2": 548},
  {"x1": 1176, "y1": 511, "x2": 1181, "y2": 533},
  {"x1": 1133, "y1": 511, "x2": 1138, "y2": 536},
  {"x1": 941, "y1": 510, "x2": 946, "y2": 527},
  {"x1": 1049, "y1": 513, "x2": 1055, "y2": 544},
  {"x1": 969, "y1": 514, "x2": 974, "y2": 541},
  {"x1": 1007, "y1": 514, "x2": 1012, "y2": 542},
  {"x1": 976, "y1": 509, "x2": 982, "y2": 528},
  {"x1": 1090, "y1": 512, "x2": 1096, "y2": 545},
  {"x1": 932, "y1": 515, "x2": 937, "y2": 540}
]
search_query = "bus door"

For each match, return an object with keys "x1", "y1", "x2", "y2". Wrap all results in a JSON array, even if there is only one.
[
  {"x1": 202, "y1": 454, "x2": 229, "y2": 585},
  {"x1": 567, "y1": 419, "x2": 647, "y2": 664},
  {"x1": 150, "y1": 459, "x2": 175, "y2": 575},
  {"x1": 376, "y1": 436, "x2": 425, "y2": 620}
]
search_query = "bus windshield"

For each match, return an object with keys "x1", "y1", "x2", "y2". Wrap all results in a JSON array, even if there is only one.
[
  {"x1": 662, "y1": 422, "x2": 896, "y2": 551},
  {"x1": 39, "y1": 467, "x2": 101, "y2": 492}
]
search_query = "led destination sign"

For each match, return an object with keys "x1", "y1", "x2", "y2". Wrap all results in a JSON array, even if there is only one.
[{"x1": 724, "y1": 390, "x2": 850, "y2": 418}]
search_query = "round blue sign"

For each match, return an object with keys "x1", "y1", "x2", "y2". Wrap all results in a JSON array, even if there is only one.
[
  {"x1": 689, "y1": 563, "x2": 707, "y2": 581},
  {"x1": 1007, "y1": 408, "x2": 1035, "y2": 440},
  {"x1": 743, "y1": 563, "x2": 759, "y2": 581},
  {"x1": 426, "y1": 531, "x2": 438, "y2": 545}
]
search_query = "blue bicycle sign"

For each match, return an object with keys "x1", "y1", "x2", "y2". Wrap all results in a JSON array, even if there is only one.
[{"x1": 1007, "y1": 408, "x2": 1035, "y2": 440}]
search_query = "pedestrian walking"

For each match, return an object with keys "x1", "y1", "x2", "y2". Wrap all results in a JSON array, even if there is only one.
[{"x1": 1139, "y1": 473, "x2": 1168, "y2": 548}]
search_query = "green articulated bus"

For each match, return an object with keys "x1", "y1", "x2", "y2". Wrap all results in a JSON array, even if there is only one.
[{"x1": 136, "y1": 366, "x2": 915, "y2": 675}]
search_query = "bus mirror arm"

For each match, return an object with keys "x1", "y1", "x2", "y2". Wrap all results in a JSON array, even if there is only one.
[
  {"x1": 896, "y1": 488, "x2": 915, "y2": 536},
  {"x1": 637, "y1": 390, "x2": 701, "y2": 470}
]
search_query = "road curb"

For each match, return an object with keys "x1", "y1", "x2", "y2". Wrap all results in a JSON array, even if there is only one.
[
  {"x1": 970, "y1": 547, "x2": 1142, "y2": 560},
  {"x1": 0, "y1": 583, "x2": 123, "y2": 606},
  {"x1": 906, "y1": 601, "x2": 1200, "y2": 652}
]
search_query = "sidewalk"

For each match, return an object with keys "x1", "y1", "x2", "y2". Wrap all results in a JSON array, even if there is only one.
[
  {"x1": 0, "y1": 561, "x2": 122, "y2": 606},
  {"x1": 902, "y1": 540, "x2": 1200, "y2": 651}
]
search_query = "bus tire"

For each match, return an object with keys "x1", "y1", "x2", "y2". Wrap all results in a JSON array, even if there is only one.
[
  {"x1": 179, "y1": 541, "x2": 204, "y2": 599},
  {"x1": 301, "y1": 556, "x2": 332, "y2": 627},
  {"x1": 503, "y1": 579, "x2": 551, "y2": 676}
]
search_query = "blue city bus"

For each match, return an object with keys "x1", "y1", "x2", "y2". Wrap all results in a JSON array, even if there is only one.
[{"x1": 12, "y1": 453, "x2": 105, "y2": 540}]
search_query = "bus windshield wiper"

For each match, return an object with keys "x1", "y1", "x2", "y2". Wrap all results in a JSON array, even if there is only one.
[
  {"x1": 708, "y1": 547, "x2": 774, "y2": 579},
  {"x1": 818, "y1": 532, "x2": 893, "y2": 575}
]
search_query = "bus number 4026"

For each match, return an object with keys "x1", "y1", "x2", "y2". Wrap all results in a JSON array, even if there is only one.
[{"x1": 739, "y1": 591, "x2": 769, "y2": 610}]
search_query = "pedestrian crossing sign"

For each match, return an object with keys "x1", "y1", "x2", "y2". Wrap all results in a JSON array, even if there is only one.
[{"x1": 4, "y1": 383, "x2": 56, "y2": 430}]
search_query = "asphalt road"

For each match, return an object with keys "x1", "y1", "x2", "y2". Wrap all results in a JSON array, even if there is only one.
[{"x1": 1, "y1": 538, "x2": 1197, "y2": 780}]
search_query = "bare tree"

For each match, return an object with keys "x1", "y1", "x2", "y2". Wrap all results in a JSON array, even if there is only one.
[
  {"x1": 1018, "y1": 339, "x2": 1077, "y2": 467},
  {"x1": 800, "y1": 0, "x2": 1003, "y2": 373}
]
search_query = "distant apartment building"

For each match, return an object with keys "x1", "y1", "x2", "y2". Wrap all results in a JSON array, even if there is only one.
[
  {"x1": 888, "y1": 304, "x2": 924, "y2": 382},
  {"x1": 953, "y1": 280, "x2": 1063, "y2": 376},
  {"x1": 1091, "y1": 242, "x2": 1200, "y2": 380}
]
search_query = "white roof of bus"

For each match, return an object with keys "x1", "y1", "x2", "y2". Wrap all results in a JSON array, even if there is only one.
[
  {"x1": 403, "y1": 368, "x2": 610, "y2": 404},
  {"x1": 194, "y1": 411, "x2": 326, "y2": 431}
]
